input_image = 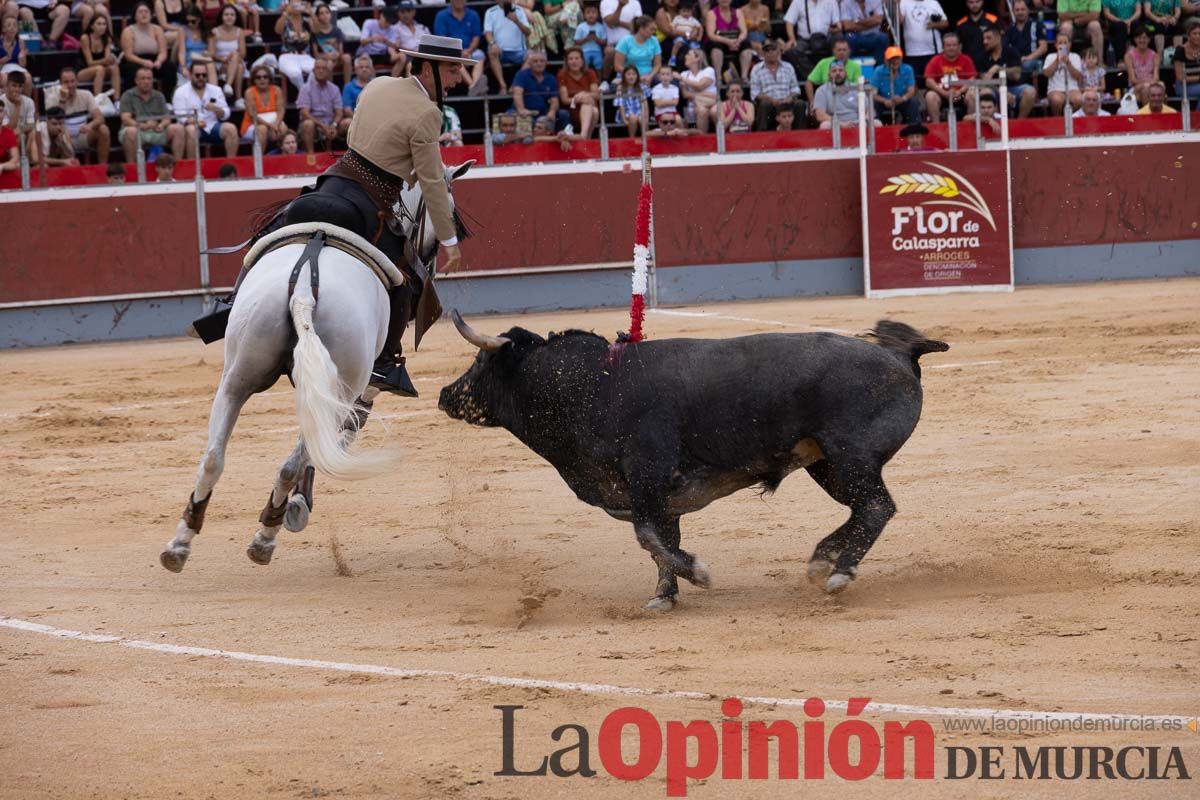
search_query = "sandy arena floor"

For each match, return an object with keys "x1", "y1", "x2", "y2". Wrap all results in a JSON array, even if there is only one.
[{"x1": 1, "y1": 279, "x2": 1198, "y2": 799}]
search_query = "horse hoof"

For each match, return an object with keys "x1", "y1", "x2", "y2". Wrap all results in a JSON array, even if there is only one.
[
  {"x1": 825, "y1": 571, "x2": 854, "y2": 594},
  {"x1": 283, "y1": 495, "x2": 310, "y2": 533},
  {"x1": 807, "y1": 559, "x2": 834, "y2": 584},
  {"x1": 246, "y1": 542, "x2": 275, "y2": 566},
  {"x1": 160, "y1": 548, "x2": 189, "y2": 573},
  {"x1": 688, "y1": 559, "x2": 711, "y2": 589},
  {"x1": 644, "y1": 595, "x2": 677, "y2": 612}
]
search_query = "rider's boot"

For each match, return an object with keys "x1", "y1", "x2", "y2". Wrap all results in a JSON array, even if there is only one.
[{"x1": 369, "y1": 286, "x2": 418, "y2": 397}]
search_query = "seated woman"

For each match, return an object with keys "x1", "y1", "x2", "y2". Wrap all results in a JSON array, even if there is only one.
[
  {"x1": 154, "y1": 0, "x2": 187, "y2": 52},
  {"x1": 557, "y1": 46, "x2": 600, "y2": 139},
  {"x1": 310, "y1": 2, "x2": 351, "y2": 85},
  {"x1": 177, "y1": 7, "x2": 210, "y2": 76},
  {"x1": 78, "y1": 12, "x2": 121, "y2": 96},
  {"x1": 241, "y1": 65, "x2": 288, "y2": 151},
  {"x1": 208, "y1": 4, "x2": 247, "y2": 100},
  {"x1": 678, "y1": 48, "x2": 717, "y2": 132},
  {"x1": 718, "y1": 81, "x2": 754, "y2": 132},
  {"x1": 705, "y1": 0, "x2": 752, "y2": 83},
  {"x1": 121, "y1": 1, "x2": 176, "y2": 101}
]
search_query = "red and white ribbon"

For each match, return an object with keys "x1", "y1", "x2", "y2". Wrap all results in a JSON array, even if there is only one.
[{"x1": 628, "y1": 182, "x2": 653, "y2": 343}]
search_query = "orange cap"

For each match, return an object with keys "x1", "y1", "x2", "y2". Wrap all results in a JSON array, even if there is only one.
[{"x1": 884, "y1": 46, "x2": 904, "y2": 60}]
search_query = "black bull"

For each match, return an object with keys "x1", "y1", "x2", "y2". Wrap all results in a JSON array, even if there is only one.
[{"x1": 439, "y1": 316, "x2": 949, "y2": 609}]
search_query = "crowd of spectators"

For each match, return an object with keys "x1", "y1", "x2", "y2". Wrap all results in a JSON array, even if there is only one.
[{"x1": 1, "y1": 0, "x2": 1198, "y2": 179}]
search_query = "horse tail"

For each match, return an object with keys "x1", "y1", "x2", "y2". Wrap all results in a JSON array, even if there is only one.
[{"x1": 288, "y1": 292, "x2": 394, "y2": 481}]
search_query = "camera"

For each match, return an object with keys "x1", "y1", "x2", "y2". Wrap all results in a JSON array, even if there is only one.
[{"x1": 930, "y1": 13, "x2": 943, "y2": 22}]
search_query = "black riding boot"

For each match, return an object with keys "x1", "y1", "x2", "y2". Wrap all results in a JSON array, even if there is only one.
[{"x1": 370, "y1": 285, "x2": 418, "y2": 397}]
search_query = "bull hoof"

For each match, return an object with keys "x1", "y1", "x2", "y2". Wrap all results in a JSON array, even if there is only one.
[
  {"x1": 688, "y1": 559, "x2": 711, "y2": 589},
  {"x1": 807, "y1": 559, "x2": 834, "y2": 584},
  {"x1": 246, "y1": 541, "x2": 276, "y2": 566},
  {"x1": 283, "y1": 495, "x2": 310, "y2": 533},
  {"x1": 644, "y1": 595, "x2": 677, "y2": 612},
  {"x1": 825, "y1": 571, "x2": 855, "y2": 594},
  {"x1": 159, "y1": 548, "x2": 189, "y2": 573}
]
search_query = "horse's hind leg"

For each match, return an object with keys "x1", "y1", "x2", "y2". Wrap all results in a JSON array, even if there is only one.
[
  {"x1": 247, "y1": 389, "x2": 377, "y2": 562},
  {"x1": 161, "y1": 380, "x2": 250, "y2": 572},
  {"x1": 247, "y1": 438, "x2": 308, "y2": 565},
  {"x1": 279, "y1": 387, "x2": 379, "y2": 534}
]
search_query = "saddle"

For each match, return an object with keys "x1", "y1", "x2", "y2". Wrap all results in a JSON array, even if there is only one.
[{"x1": 189, "y1": 222, "x2": 407, "y2": 344}]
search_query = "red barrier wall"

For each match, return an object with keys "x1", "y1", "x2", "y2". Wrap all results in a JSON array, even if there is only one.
[
  {"x1": 2, "y1": 134, "x2": 1196, "y2": 305},
  {"x1": 0, "y1": 193, "x2": 200, "y2": 303}
]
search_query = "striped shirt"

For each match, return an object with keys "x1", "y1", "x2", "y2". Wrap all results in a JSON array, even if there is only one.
[{"x1": 749, "y1": 61, "x2": 800, "y2": 102}]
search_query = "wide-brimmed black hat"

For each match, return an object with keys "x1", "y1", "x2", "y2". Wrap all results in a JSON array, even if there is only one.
[
  {"x1": 900, "y1": 123, "x2": 930, "y2": 137},
  {"x1": 396, "y1": 34, "x2": 477, "y2": 66}
]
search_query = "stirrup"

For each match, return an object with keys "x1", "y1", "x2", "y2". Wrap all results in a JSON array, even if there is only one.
[{"x1": 370, "y1": 357, "x2": 419, "y2": 397}]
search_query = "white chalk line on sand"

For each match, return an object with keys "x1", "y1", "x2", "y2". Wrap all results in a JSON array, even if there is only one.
[{"x1": 0, "y1": 617, "x2": 1188, "y2": 726}]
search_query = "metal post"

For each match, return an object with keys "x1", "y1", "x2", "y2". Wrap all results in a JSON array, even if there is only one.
[
  {"x1": 193, "y1": 114, "x2": 211, "y2": 308},
  {"x1": 1182, "y1": 86, "x2": 1191, "y2": 132},
  {"x1": 947, "y1": 81, "x2": 958, "y2": 151},
  {"x1": 641, "y1": 152, "x2": 658, "y2": 309},
  {"x1": 18, "y1": 125, "x2": 30, "y2": 190},
  {"x1": 867, "y1": 85, "x2": 876, "y2": 154},
  {"x1": 483, "y1": 98, "x2": 494, "y2": 166},
  {"x1": 136, "y1": 140, "x2": 147, "y2": 183},
  {"x1": 599, "y1": 93, "x2": 609, "y2": 160},
  {"x1": 1064, "y1": 91, "x2": 1073, "y2": 138},
  {"x1": 973, "y1": 84, "x2": 981, "y2": 145},
  {"x1": 832, "y1": 98, "x2": 842, "y2": 149},
  {"x1": 252, "y1": 133, "x2": 263, "y2": 178},
  {"x1": 999, "y1": 71, "x2": 1010, "y2": 150},
  {"x1": 639, "y1": 99, "x2": 648, "y2": 156},
  {"x1": 856, "y1": 76, "x2": 867, "y2": 157},
  {"x1": 715, "y1": 103, "x2": 726, "y2": 153}
]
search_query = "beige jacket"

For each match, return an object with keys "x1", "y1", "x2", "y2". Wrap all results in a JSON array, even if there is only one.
[{"x1": 346, "y1": 76, "x2": 456, "y2": 244}]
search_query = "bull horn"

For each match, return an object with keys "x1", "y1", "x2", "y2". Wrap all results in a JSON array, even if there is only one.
[{"x1": 451, "y1": 309, "x2": 510, "y2": 352}]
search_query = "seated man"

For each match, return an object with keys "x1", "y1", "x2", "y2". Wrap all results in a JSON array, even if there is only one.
[
  {"x1": 298, "y1": 60, "x2": 350, "y2": 153},
  {"x1": 342, "y1": 56, "x2": 377, "y2": 117},
  {"x1": 53, "y1": 67, "x2": 110, "y2": 164},
  {"x1": 898, "y1": 121, "x2": 938, "y2": 151},
  {"x1": 963, "y1": 91, "x2": 1001, "y2": 134},
  {"x1": 749, "y1": 39, "x2": 802, "y2": 131},
  {"x1": 1136, "y1": 81, "x2": 1178, "y2": 114},
  {"x1": 977, "y1": 26, "x2": 1037, "y2": 118},
  {"x1": 512, "y1": 49, "x2": 569, "y2": 130},
  {"x1": 172, "y1": 62, "x2": 239, "y2": 158},
  {"x1": 484, "y1": 0, "x2": 531, "y2": 94},
  {"x1": 812, "y1": 59, "x2": 880, "y2": 128},
  {"x1": 924, "y1": 31, "x2": 977, "y2": 120},
  {"x1": 37, "y1": 106, "x2": 78, "y2": 166},
  {"x1": 1073, "y1": 87, "x2": 1111, "y2": 115},
  {"x1": 1004, "y1": 0, "x2": 1048, "y2": 78},
  {"x1": 1, "y1": 71, "x2": 37, "y2": 161},
  {"x1": 804, "y1": 36, "x2": 861, "y2": 107},
  {"x1": 871, "y1": 45, "x2": 920, "y2": 126},
  {"x1": 120, "y1": 66, "x2": 185, "y2": 162},
  {"x1": 1057, "y1": 0, "x2": 1104, "y2": 60}
]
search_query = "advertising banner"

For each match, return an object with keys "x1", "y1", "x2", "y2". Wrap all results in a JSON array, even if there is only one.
[{"x1": 863, "y1": 150, "x2": 1013, "y2": 297}]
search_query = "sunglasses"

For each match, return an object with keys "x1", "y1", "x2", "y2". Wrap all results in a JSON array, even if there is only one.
[{"x1": 254, "y1": 74, "x2": 270, "y2": 80}]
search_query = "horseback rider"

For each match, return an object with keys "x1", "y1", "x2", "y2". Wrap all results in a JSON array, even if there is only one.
[{"x1": 257, "y1": 34, "x2": 473, "y2": 396}]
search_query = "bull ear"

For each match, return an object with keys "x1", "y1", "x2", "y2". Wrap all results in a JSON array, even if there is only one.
[
  {"x1": 452, "y1": 309, "x2": 510, "y2": 352},
  {"x1": 450, "y1": 160, "x2": 475, "y2": 181}
]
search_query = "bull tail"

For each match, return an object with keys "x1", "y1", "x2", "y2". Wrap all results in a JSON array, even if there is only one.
[
  {"x1": 289, "y1": 293, "x2": 397, "y2": 481},
  {"x1": 867, "y1": 320, "x2": 949, "y2": 378}
]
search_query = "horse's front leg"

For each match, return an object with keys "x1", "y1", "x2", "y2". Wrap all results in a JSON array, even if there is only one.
[
  {"x1": 161, "y1": 380, "x2": 250, "y2": 572},
  {"x1": 247, "y1": 438, "x2": 310, "y2": 565}
]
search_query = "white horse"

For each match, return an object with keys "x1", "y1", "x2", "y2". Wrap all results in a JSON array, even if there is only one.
[{"x1": 161, "y1": 161, "x2": 473, "y2": 572}]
